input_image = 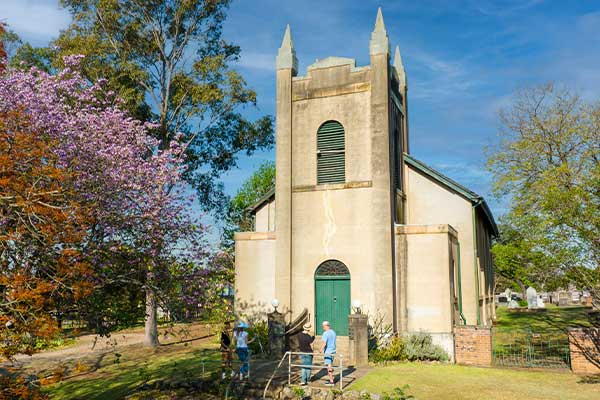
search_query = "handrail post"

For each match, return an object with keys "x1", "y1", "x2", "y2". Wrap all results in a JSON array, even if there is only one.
[
  {"x1": 288, "y1": 351, "x2": 291, "y2": 385},
  {"x1": 339, "y1": 356, "x2": 343, "y2": 390},
  {"x1": 248, "y1": 350, "x2": 251, "y2": 379}
]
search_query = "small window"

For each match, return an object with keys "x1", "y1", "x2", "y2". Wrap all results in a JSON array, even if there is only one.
[{"x1": 317, "y1": 121, "x2": 345, "y2": 184}]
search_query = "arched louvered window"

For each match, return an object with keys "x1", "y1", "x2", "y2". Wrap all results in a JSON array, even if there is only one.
[{"x1": 317, "y1": 121, "x2": 345, "y2": 184}]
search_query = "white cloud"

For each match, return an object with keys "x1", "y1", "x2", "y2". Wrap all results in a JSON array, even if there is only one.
[
  {"x1": 0, "y1": 0, "x2": 70, "y2": 44},
  {"x1": 236, "y1": 52, "x2": 275, "y2": 71},
  {"x1": 467, "y1": 0, "x2": 546, "y2": 17}
]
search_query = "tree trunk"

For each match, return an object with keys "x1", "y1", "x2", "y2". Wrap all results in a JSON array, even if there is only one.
[{"x1": 144, "y1": 286, "x2": 159, "y2": 347}]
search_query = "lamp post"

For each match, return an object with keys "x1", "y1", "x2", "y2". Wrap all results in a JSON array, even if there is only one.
[
  {"x1": 271, "y1": 298, "x2": 280, "y2": 312},
  {"x1": 352, "y1": 299, "x2": 362, "y2": 314}
]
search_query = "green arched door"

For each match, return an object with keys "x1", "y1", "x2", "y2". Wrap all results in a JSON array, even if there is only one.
[{"x1": 315, "y1": 260, "x2": 351, "y2": 335}]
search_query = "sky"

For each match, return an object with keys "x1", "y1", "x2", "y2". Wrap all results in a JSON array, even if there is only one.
[{"x1": 2, "y1": 0, "x2": 600, "y2": 221}]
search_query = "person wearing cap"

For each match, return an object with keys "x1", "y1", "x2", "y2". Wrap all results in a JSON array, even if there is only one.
[
  {"x1": 298, "y1": 323, "x2": 315, "y2": 385},
  {"x1": 234, "y1": 321, "x2": 254, "y2": 379},
  {"x1": 320, "y1": 321, "x2": 336, "y2": 386}
]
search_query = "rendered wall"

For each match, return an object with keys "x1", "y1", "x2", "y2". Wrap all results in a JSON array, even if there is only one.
[
  {"x1": 234, "y1": 232, "x2": 276, "y2": 319},
  {"x1": 254, "y1": 199, "x2": 276, "y2": 232},
  {"x1": 402, "y1": 225, "x2": 455, "y2": 333},
  {"x1": 284, "y1": 61, "x2": 395, "y2": 328},
  {"x1": 404, "y1": 164, "x2": 492, "y2": 326}
]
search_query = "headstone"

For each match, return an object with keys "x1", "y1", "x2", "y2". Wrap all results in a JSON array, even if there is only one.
[
  {"x1": 508, "y1": 299, "x2": 519, "y2": 309},
  {"x1": 558, "y1": 292, "x2": 569, "y2": 307},
  {"x1": 527, "y1": 286, "x2": 538, "y2": 309},
  {"x1": 536, "y1": 295, "x2": 545, "y2": 308}
]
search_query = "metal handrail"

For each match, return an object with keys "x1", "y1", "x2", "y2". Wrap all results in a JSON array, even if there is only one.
[{"x1": 262, "y1": 351, "x2": 344, "y2": 399}]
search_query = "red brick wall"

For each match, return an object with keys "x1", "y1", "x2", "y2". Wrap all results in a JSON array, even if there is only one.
[
  {"x1": 569, "y1": 329, "x2": 600, "y2": 375},
  {"x1": 454, "y1": 326, "x2": 492, "y2": 366}
]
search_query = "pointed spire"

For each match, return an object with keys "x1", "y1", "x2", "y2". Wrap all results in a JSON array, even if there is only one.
[
  {"x1": 374, "y1": 7, "x2": 386, "y2": 33},
  {"x1": 277, "y1": 24, "x2": 298, "y2": 75},
  {"x1": 370, "y1": 7, "x2": 389, "y2": 55},
  {"x1": 281, "y1": 24, "x2": 293, "y2": 49},
  {"x1": 394, "y1": 45, "x2": 407, "y2": 88}
]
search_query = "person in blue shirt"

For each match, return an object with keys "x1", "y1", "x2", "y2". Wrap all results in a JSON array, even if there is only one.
[{"x1": 320, "y1": 321, "x2": 336, "y2": 386}]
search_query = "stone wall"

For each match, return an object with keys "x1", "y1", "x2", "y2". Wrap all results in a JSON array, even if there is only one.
[
  {"x1": 569, "y1": 328, "x2": 600, "y2": 375},
  {"x1": 454, "y1": 325, "x2": 492, "y2": 366}
]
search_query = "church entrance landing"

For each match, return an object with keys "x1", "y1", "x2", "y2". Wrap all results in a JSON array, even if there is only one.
[{"x1": 315, "y1": 260, "x2": 350, "y2": 336}]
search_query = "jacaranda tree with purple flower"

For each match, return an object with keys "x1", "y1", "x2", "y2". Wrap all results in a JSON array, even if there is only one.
[{"x1": 0, "y1": 57, "x2": 217, "y2": 347}]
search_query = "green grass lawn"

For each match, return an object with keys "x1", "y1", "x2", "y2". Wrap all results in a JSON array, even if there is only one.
[
  {"x1": 44, "y1": 345, "x2": 221, "y2": 400},
  {"x1": 494, "y1": 305, "x2": 591, "y2": 331},
  {"x1": 351, "y1": 363, "x2": 600, "y2": 400},
  {"x1": 492, "y1": 305, "x2": 592, "y2": 368}
]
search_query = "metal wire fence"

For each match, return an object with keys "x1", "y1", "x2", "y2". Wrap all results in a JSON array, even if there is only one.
[{"x1": 492, "y1": 328, "x2": 570, "y2": 369}]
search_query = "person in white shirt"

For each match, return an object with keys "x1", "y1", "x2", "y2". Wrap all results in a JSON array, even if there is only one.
[{"x1": 234, "y1": 321, "x2": 254, "y2": 379}]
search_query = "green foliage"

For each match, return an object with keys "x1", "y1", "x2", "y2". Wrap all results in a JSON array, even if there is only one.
[
  {"x1": 403, "y1": 333, "x2": 448, "y2": 362},
  {"x1": 292, "y1": 386, "x2": 306, "y2": 399},
  {"x1": 382, "y1": 386, "x2": 414, "y2": 400},
  {"x1": 11, "y1": 0, "x2": 274, "y2": 212},
  {"x1": 517, "y1": 300, "x2": 528, "y2": 308},
  {"x1": 246, "y1": 320, "x2": 268, "y2": 356},
  {"x1": 492, "y1": 223, "x2": 563, "y2": 294},
  {"x1": 223, "y1": 161, "x2": 275, "y2": 246},
  {"x1": 369, "y1": 336, "x2": 406, "y2": 363},
  {"x1": 487, "y1": 83, "x2": 599, "y2": 305},
  {"x1": 370, "y1": 332, "x2": 448, "y2": 363}
]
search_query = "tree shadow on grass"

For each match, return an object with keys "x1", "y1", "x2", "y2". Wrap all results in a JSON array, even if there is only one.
[{"x1": 578, "y1": 375, "x2": 600, "y2": 384}]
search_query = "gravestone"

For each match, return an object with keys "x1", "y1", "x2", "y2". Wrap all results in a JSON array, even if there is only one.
[
  {"x1": 558, "y1": 292, "x2": 569, "y2": 307},
  {"x1": 536, "y1": 295, "x2": 545, "y2": 308},
  {"x1": 527, "y1": 286, "x2": 538, "y2": 309},
  {"x1": 508, "y1": 299, "x2": 519, "y2": 309}
]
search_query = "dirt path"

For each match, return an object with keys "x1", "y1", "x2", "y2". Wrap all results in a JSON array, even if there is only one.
[{"x1": 7, "y1": 322, "x2": 215, "y2": 376}]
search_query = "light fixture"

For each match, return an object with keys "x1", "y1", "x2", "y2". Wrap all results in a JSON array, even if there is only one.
[
  {"x1": 352, "y1": 299, "x2": 362, "y2": 314},
  {"x1": 271, "y1": 298, "x2": 280, "y2": 312}
]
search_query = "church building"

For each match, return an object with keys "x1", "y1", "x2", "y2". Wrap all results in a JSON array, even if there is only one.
[{"x1": 234, "y1": 8, "x2": 498, "y2": 357}]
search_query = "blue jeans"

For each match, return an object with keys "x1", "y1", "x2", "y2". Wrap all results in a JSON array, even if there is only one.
[
  {"x1": 236, "y1": 347, "x2": 249, "y2": 375},
  {"x1": 301, "y1": 354, "x2": 313, "y2": 383}
]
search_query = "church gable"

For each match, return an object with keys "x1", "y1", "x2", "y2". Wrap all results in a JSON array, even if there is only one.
[{"x1": 403, "y1": 153, "x2": 498, "y2": 236}]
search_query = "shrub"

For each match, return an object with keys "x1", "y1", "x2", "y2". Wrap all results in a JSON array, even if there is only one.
[
  {"x1": 368, "y1": 312, "x2": 393, "y2": 352},
  {"x1": 382, "y1": 385, "x2": 415, "y2": 400},
  {"x1": 518, "y1": 299, "x2": 528, "y2": 307},
  {"x1": 247, "y1": 320, "x2": 268, "y2": 356},
  {"x1": 403, "y1": 332, "x2": 448, "y2": 362},
  {"x1": 369, "y1": 335, "x2": 406, "y2": 363}
]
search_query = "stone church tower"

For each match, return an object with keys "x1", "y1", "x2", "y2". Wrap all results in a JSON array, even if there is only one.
[{"x1": 235, "y1": 8, "x2": 497, "y2": 357}]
